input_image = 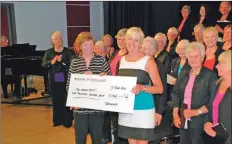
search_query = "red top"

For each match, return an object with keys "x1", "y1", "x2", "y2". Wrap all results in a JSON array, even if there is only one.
[
  {"x1": 203, "y1": 58, "x2": 216, "y2": 70},
  {"x1": 110, "y1": 53, "x2": 123, "y2": 76}
]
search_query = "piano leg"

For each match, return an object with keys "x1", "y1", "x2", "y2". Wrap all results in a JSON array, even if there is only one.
[
  {"x1": 13, "y1": 75, "x2": 21, "y2": 98},
  {"x1": 24, "y1": 75, "x2": 28, "y2": 96},
  {"x1": 1, "y1": 84, "x2": 9, "y2": 98}
]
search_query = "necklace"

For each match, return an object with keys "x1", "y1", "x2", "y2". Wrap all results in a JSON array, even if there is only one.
[{"x1": 191, "y1": 69, "x2": 200, "y2": 75}]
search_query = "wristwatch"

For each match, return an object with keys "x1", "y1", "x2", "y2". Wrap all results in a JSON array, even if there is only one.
[
  {"x1": 144, "y1": 86, "x2": 147, "y2": 92},
  {"x1": 198, "y1": 109, "x2": 203, "y2": 115}
]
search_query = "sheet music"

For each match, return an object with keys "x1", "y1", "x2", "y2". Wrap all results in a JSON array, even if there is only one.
[{"x1": 167, "y1": 74, "x2": 176, "y2": 85}]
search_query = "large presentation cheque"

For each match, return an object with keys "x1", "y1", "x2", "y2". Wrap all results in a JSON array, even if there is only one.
[{"x1": 66, "y1": 74, "x2": 137, "y2": 113}]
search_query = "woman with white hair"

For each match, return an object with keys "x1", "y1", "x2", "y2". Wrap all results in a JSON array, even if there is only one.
[
  {"x1": 154, "y1": 33, "x2": 171, "y2": 74},
  {"x1": 170, "y1": 42, "x2": 217, "y2": 144},
  {"x1": 42, "y1": 31, "x2": 74, "y2": 128},
  {"x1": 203, "y1": 27, "x2": 224, "y2": 74},
  {"x1": 193, "y1": 24, "x2": 205, "y2": 43},
  {"x1": 94, "y1": 40, "x2": 108, "y2": 59},
  {"x1": 169, "y1": 39, "x2": 189, "y2": 88},
  {"x1": 177, "y1": 5, "x2": 194, "y2": 41},
  {"x1": 204, "y1": 50, "x2": 231, "y2": 144},
  {"x1": 166, "y1": 27, "x2": 179, "y2": 60},
  {"x1": 117, "y1": 27, "x2": 163, "y2": 143},
  {"x1": 215, "y1": 1, "x2": 232, "y2": 37}
]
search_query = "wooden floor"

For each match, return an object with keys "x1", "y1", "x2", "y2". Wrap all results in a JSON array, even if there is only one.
[{"x1": 1, "y1": 104, "x2": 92, "y2": 144}]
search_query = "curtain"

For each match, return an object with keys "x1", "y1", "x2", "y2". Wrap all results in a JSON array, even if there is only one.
[{"x1": 106, "y1": 1, "x2": 156, "y2": 38}]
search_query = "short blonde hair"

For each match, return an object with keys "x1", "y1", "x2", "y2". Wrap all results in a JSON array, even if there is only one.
[
  {"x1": 115, "y1": 28, "x2": 128, "y2": 38},
  {"x1": 203, "y1": 27, "x2": 218, "y2": 39},
  {"x1": 167, "y1": 27, "x2": 178, "y2": 36},
  {"x1": 186, "y1": 42, "x2": 205, "y2": 61},
  {"x1": 126, "y1": 27, "x2": 145, "y2": 43},
  {"x1": 154, "y1": 33, "x2": 167, "y2": 44},
  {"x1": 218, "y1": 50, "x2": 231, "y2": 71},
  {"x1": 74, "y1": 32, "x2": 94, "y2": 55},
  {"x1": 182, "y1": 5, "x2": 191, "y2": 13},
  {"x1": 143, "y1": 36, "x2": 158, "y2": 54},
  {"x1": 194, "y1": 24, "x2": 206, "y2": 32},
  {"x1": 175, "y1": 39, "x2": 190, "y2": 54},
  {"x1": 95, "y1": 40, "x2": 105, "y2": 48},
  {"x1": 217, "y1": 50, "x2": 232, "y2": 87}
]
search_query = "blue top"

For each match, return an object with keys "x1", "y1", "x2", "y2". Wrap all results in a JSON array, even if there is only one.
[
  {"x1": 117, "y1": 69, "x2": 155, "y2": 110},
  {"x1": 178, "y1": 65, "x2": 184, "y2": 75}
]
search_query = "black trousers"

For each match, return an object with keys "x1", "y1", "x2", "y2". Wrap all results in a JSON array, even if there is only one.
[
  {"x1": 74, "y1": 112, "x2": 104, "y2": 144},
  {"x1": 51, "y1": 81, "x2": 73, "y2": 127},
  {"x1": 103, "y1": 112, "x2": 112, "y2": 140},
  {"x1": 179, "y1": 121, "x2": 204, "y2": 144}
]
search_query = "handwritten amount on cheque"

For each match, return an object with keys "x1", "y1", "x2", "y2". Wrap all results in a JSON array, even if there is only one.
[{"x1": 71, "y1": 86, "x2": 129, "y2": 100}]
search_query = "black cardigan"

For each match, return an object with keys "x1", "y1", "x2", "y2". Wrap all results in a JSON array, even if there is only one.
[
  {"x1": 153, "y1": 58, "x2": 168, "y2": 115},
  {"x1": 169, "y1": 57, "x2": 189, "y2": 78},
  {"x1": 178, "y1": 17, "x2": 195, "y2": 41},
  {"x1": 165, "y1": 40, "x2": 179, "y2": 61},
  {"x1": 155, "y1": 49, "x2": 171, "y2": 74},
  {"x1": 207, "y1": 81, "x2": 231, "y2": 144},
  {"x1": 170, "y1": 66, "x2": 217, "y2": 128}
]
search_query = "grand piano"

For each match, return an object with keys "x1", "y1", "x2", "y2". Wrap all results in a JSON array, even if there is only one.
[{"x1": 1, "y1": 43, "x2": 48, "y2": 97}]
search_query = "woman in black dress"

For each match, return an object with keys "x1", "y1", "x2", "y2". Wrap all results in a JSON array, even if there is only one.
[{"x1": 42, "y1": 31, "x2": 74, "y2": 128}]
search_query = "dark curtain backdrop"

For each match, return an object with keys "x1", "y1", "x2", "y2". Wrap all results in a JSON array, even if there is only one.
[
  {"x1": 106, "y1": 1, "x2": 156, "y2": 37},
  {"x1": 104, "y1": 1, "x2": 230, "y2": 49},
  {"x1": 104, "y1": 1, "x2": 180, "y2": 48}
]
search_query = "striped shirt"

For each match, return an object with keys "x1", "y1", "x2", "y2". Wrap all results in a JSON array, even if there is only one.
[{"x1": 66, "y1": 54, "x2": 111, "y2": 114}]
